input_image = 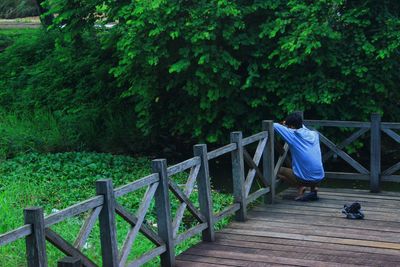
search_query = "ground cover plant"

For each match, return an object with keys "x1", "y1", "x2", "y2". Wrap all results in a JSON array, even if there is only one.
[{"x1": 0, "y1": 152, "x2": 233, "y2": 266}]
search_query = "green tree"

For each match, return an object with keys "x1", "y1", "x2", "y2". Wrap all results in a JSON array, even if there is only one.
[{"x1": 1, "y1": 0, "x2": 400, "y2": 151}]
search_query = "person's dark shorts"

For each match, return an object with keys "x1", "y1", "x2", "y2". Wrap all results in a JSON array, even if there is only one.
[{"x1": 294, "y1": 175, "x2": 321, "y2": 186}]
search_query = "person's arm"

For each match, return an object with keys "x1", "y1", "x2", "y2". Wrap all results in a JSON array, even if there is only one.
[{"x1": 273, "y1": 123, "x2": 295, "y2": 144}]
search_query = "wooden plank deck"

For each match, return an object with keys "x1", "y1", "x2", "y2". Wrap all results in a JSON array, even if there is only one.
[{"x1": 176, "y1": 187, "x2": 400, "y2": 266}]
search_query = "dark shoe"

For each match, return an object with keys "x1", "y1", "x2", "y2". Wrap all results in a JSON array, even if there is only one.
[{"x1": 295, "y1": 191, "x2": 319, "y2": 201}]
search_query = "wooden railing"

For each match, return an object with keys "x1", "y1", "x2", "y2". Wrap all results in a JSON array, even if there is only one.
[
  {"x1": 1, "y1": 116, "x2": 399, "y2": 266},
  {"x1": 0, "y1": 121, "x2": 276, "y2": 267},
  {"x1": 303, "y1": 113, "x2": 400, "y2": 192}
]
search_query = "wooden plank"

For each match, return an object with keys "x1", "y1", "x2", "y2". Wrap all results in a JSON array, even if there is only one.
[
  {"x1": 250, "y1": 209, "x2": 400, "y2": 223},
  {"x1": 174, "y1": 223, "x2": 208, "y2": 246},
  {"x1": 0, "y1": 224, "x2": 31, "y2": 246},
  {"x1": 317, "y1": 187, "x2": 400, "y2": 197},
  {"x1": 242, "y1": 131, "x2": 267, "y2": 146},
  {"x1": 243, "y1": 150, "x2": 267, "y2": 196},
  {"x1": 319, "y1": 133, "x2": 369, "y2": 174},
  {"x1": 115, "y1": 202, "x2": 164, "y2": 245},
  {"x1": 45, "y1": 228, "x2": 96, "y2": 267},
  {"x1": 24, "y1": 207, "x2": 48, "y2": 267},
  {"x1": 278, "y1": 197, "x2": 400, "y2": 209},
  {"x1": 207, "y1": 143, "x2": 237, "y2": 160},
  {"x1": 382, "y1": 161, "x2": 400, "y2": 176},
  {"x1": 269, "y1": 199, "x2": 400, "y2": 213},
  {"x1": 381, "y1": 122, "x2": 400, "y2": 130},
  {"x1": 95, "y1": 179, "x2": 118, "y2": 267},
  {"x1": 273, "y1": 143, "x2": 289, "y2": 179},
  {"x1": 216, "y1": 232, "x2": 400, "y2": 257},
  {"x1": 284, "y1": 188, "x2": 400, "y2": 201},
  {"x1": 114, "y1": 174, "x2": 159, "y2": 198},
  {"x1": 263, "y1": 120, "x2": 275, "y2": 204},
  {"x1": 58, "y1": 256, "x2": 81, "y2": 267},
  {"x1": 185, "y1": 245, "x2": 360, "y2": 267},
  {"x1": 382, "y1": 128, "x2": 400, "y2": 143},
  {"x1": 370, "y1": 113, "x2": 381, "y2": 192},
  {"x1": 194, "y1": 144, "x2": 215, "y2": 242},
  {"x1": 234, "y1": 216, "x2": 400, "y2": 234},
  {"x1": 169, "y1": 178, "x2": 206, "y2": 235},
  {"x1": 152, "y1": 159, "x2": 175, "y2": 266},
  {"x1": 167, "y1": 157, "x2": 201, "y2": 176},
  {"x1": 176, "y1": 260, "x2": 231, "y2": 267},
  {"x1": 171, "y1": 163, "x2": 202, "y2": 238},
  {"x1": 219, "y1": 228, "x2": 400, "y2": 250},
  {"x1": 178, "y1": 253, "x2": 292, "y2": 267},
  {"x1": 74, "y1": 206, "x2": 102, "y2": 250},
  {"x1": 382, "y1": 175, "x2": 400, "y2": 182},
  {"x1": 213, "y1": 203, "x2": 240, "y2": 223},
  {"x1": 119, "y1": 182, "x2": 159, "y2": 266},
  {"x1": 230, "y1": 131, "x2": 247, "y2": 221},
  {"x1": 304, "y1": 120, "x2": 370, "y2": 128},
  {"x1": 45, "y1": 196, "x2": 103, "y2": 227},
  {"x1": 323, "y1": 128, "x2": 369, "y2": 161},
  {"x1": 127, "y1": 245, "x2": 166, "y2": 267},
  {"x1": 324, "y1": 172, "x2": 369, "y2": 180},
  {"x1": 211, "y1": 238, "x2": 400, "y2": 265},
  {"x1": 243, "y1": 136, "x2": 268, "y2": 196},
  {"x1": 227, "y1": 221, "x2": 400, "y2": 243},
  {"x1": 178, "y1": 253, "x2": 264, "y2": 267},
  {"x1": 279, "y1": 192, "x2": 400, "y2": 205},
  {"x1": 246, "y1": 188, "x2": 270, "y2": 204}
]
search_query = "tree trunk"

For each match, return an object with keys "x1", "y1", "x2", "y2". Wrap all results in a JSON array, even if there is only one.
[{"x1": 34, "y1": 0, "x2": 53, "y2": 27}]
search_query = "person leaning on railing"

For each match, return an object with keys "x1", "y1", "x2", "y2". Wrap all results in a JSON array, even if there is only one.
[{"x1": 274, "y1": 112, "x2": 325, "y2": 201}]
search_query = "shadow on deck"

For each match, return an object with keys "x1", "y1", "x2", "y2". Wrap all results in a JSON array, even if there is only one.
[{"x1": 177, "y1": 187, "x2": 400, "y2": 267}]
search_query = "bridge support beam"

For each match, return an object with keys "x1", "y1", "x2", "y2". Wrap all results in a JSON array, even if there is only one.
[
  {"x1": 370, "y1": 113, "x2": 381, "y2": 193},
  {"x1": 194, "y1": 144, "x2": 215, "y2": 242},
  {"x1": 263, "y1": 120, "x2": 275, "y2": 204},
  {"x1": 231, "y1": 131, "x2": 247, "y2": 221}
]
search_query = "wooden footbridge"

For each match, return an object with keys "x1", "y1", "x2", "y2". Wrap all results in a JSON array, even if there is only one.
[{"x1": 1, "y1": 114, "x2": 400, "y2": 266}]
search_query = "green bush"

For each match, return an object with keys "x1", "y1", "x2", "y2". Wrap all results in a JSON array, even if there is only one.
[
  {"x1": 0, "y1": 110, "x2": 76, "y2": 159},
  {"x1": 0, "y1": 0, "x2": 38, "y2": 19},
  {"x1": 0, "y1": 29, "x2": 149, "y2": 155},
  {"x1": 1, "y1": 1, "x2": 400, "y2": 154}
]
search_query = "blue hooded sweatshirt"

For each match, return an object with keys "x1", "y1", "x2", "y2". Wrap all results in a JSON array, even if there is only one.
[{"x1": 274, "y1": 123, "x2": 325, "y2": 182}]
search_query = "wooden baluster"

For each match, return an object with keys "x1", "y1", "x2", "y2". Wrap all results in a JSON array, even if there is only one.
[
  {"x1": 152, "y1": 159, "x2": 175, "y2": 267},
  {"x1": 96, "y1": 179, "x2": 118, "y2": 267},
  {"x1": 194, "y1": 144, "x2": 215, "y2": 242},
  {"x1": 230, "y1": 131, "x2": 247, "y2": 221},
  {"x1": 370, "y1": 113, "x2": 381, "y2": 192},
  {"x1": 24, "y1": 207, "x2": 48, "y2": 267},
  {"x1": 263, "y1": 120, "x2": 275, "y2": 204}
]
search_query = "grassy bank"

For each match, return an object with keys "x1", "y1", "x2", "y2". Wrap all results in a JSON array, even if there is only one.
[{"x1": 0, "y1": 152, "x2": 233, "y2": 266}]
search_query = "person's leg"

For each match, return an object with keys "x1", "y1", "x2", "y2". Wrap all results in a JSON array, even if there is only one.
[{"x1": 278, "y1": 167, "x2": 306, "y2": 198}]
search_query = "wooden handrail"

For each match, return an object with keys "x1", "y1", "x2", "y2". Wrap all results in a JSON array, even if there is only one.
[{"x1": 1, "y1": 116, "x2": 400, "y2": 266}]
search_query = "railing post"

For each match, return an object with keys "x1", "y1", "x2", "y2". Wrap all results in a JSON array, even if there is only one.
[
  {"x1": 263, "y1": 120, "x2": 275, "y2": 204},
  {"x1": 230, "y1": 131, "x2": 247, "y2": 221},
  {"x1": 58, "y1": 256, "x2": 81, "y2": 267},
  {"x1": 152, "y1": 159, "x2": 175, "y2": 267},
  {"x1": 24, "y1": 207, "x2": 48, "y2": 267},
  {"x1": 194, "y1": 144, "x2": 215, "y2": 242},
  {"x1": 370, "y1": 113, "x2": 381, "y2": 193},
  {"x1": 96, "y1": 179, "x2": 118, "y2": 267}
]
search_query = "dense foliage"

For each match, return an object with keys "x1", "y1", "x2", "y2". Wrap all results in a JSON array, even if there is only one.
[
  {"x1": 0, "y1": 0, "x2": 38, "y2": 19},
  {"x1": 0, "y1": 0, "x2": 399, "y2": 155},
  {"x1": 0, "y1": 152, "x2": 233, "y2": 265}
]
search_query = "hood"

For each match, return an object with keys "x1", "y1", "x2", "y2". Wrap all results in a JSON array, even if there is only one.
[{"x1": 295, "y1": 126, "x2": 318, "y2": 144}]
